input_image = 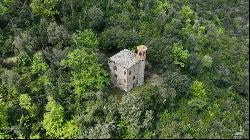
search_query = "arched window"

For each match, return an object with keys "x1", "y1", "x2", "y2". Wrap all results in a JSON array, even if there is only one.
[
  {"x1": 139, "y1": 52, "x2": 142, "y2": 56},
  {"x1": 129, "y1": 70, "x2": 131, "y2": 75},
  {"x1": 124, "y1": 71, "x2": 126, "y2": 75}
]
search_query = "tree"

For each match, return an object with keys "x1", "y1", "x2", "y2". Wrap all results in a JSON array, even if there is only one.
[
  {"x1": 47, "y1": 22, "x2": 71, "y2": 49},
  {"x1": 19, "y1": 94, "x2": 32, "y2": 110},
  {"x1": 182, "y1": 18, "x2": 194, "y2": 38},
  {"x1": 172, "y1": 42, "x2": 190, "y2": 68},
  {"x1": 186, "y1": 53, "x2": 203, "y2": 75},
  {"x1": 179, "y1": 5, "x2": 194, "y2": 20},
  {"x1": 31, "y1": 53, "x2": 49, "y2": 76},
  {"x1": 0, "y1": 100, "x2": 8, "y2": 139},
  {"x1": 188, "y1": 80, "x2": 207, "y2": 112},
  {"x1": 156, "y1": 112, "x2": 182, "y2": 139},
  {"x1": 1, "y1": 69, "x2": 21, "y2": 101},
  {"x1": 191, "y1": 80, "x2": 206, "y2": 99},
  {"x1": 72, "y1": 29, "x2": 99, "y2": 49},
  {"x1": 30, "y1": 0, "x2": 61, "y2": 17},
  {"x1": 0, "y1": 100, "x2": 8, "y2": 130},
  {"x1": 119, "y1": 95, "x2": 144, "y2": 138},
  {"x1": 87, "y1": 6, "x2": 105, "y2": 31},
  {"x1": 100, "y1": 26, "x2": 142, "y2": 50},
  {"x1": 12, "y1": 30, "x2": 37, "y2": 55},
  {"x1": 43, "y1": 97, "x2": 79, "y2": 138},
  {"x1": 17, "y1": 51, "x2": 32, "y2": 67},
  {"x1": 202, "y1": 54, "x2": 213, "y2": 68},
  {"x1": 85, "y1": 123, "x2": 111, "y2": 139},
  {"x1": 61, "y1": 48, "x2": 109, "y2": 94},
  {"x1": 0, "y1": 0, "x2": 16, "y2": 15},
  {"x1": 43, "y1": 98, "x2": 64, "y2": 138},
  {"x1": 61, "y1": 118, "x2": 79, "y2": 139},
  {"x1": 162, "y1": 70, "x2": 191, "y2": 96},
  {"x1": 147, "y1": 37, "x2": 175, "y2": 73}
]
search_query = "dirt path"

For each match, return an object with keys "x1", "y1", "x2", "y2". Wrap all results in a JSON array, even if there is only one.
[
  {"x1": 144, "y1": 63, "x2": 164, "y2": 86},
  {"x1": 147, "y1": 72, "x2": 164, "y2": 86}
]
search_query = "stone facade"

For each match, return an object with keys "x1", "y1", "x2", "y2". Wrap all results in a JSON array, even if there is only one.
[{"x1": 108, "y1": 45, "x2": 147, "y2": 92}]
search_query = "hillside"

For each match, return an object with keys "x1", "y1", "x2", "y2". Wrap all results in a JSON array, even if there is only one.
[{"x1": 0, "y1": 0, "x2": 249, "y2": 139}]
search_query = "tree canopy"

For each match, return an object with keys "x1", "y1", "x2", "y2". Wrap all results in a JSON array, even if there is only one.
[{"x1": 0, "y1": 0, "x2": 248, "y2": 139}]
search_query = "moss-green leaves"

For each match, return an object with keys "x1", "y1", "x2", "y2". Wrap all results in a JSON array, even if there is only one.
[
  {"x1": 31, "y1": 53, "x2": 49, "y2": 75},
  {"x1": 30, "y1": 0, "x2": 61, "y2": 17},
  {"x1": 73, "y1": 30, "x2": 99, "y2": 49},
  {"x1": 61, "y1": 49, "x2": 109, "y2": 95},
  {"x1": 43, "y1": 98, "x2": 79, "y2": 138},
  {"x1": 191, "y1": 80, "x2": 207, "y2": 99},
  {"x1": 172, "y1": 43, "x2": 190, "y2": 67}
]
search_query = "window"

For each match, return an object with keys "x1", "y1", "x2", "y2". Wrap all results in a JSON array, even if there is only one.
[
  {"x1": 124, "y1": 71, "x2": 126, "y2": 75},
  {"x1": 139, "y1": 52, "x2": 142, "y2": 56},
  {"x1": 124, "y1": 79, "x2": 126, "y2": 83},
  {"x1": 129, "y1": 70, "x2": 131, "y2": 75},
  {"x1": 114, "y1": 74, "x2": 117, "y2": 78},
  {"x1": 113, "y1": 66, "x2": 117, "y2": 70},
  {"x1": 133, "y1": 76, "x2": 135, "y2": 80}
]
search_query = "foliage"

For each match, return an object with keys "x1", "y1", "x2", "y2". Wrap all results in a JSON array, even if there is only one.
[
  {"x1": 61, "y1": 48, "x2": 109, "y2": 94},
  {"x1": 47, "y1": 22, "x2": 71, "y2": 49},
  {"x1": 43, "y1": 97, "x2": 79, "y2": 138},
  {"x1": 191, "y1": 80, "x2": 206, "y2": 99},
  {"x1": 202, "y1": 54, "x2": 213, "y2": 68},
  {"x1": 43, "y1": 98, "x2": 64, "y2": 138},
  {"x1": 172, "y1": 43, "x2": 190, "y2": 67},
  {"x1": 180, "y1": 5, "x2": 194, "y2": 20},
  {"x1": 19, "y1": 94, "x2": 32, "y2": 110},
  {"x1": 31, "y1": 53, "x2": 49, "y2": 75},
  {"x1": 0, "y1": 101, "x2": 8, "y2": 129},
  {"x1": 73, "y1": 29, "x2": 99, "y2": 49},
  {"x1": 0, "y1": 0, "x2": 248, "y2": 139},
  {"x1": 100, "y1": 26, "x2": 142, "y2": 50},
  {"x1": 30, "y1": 0, "x2": 61, "y2": 17}
]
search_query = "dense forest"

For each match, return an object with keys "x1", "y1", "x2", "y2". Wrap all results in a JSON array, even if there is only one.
[{"x1": 0, "y1": 0, "x2": 249, "y2": 139}]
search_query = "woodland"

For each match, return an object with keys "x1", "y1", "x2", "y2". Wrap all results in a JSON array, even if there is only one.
[{"x1": 0, "y1": 0, "x2": 249, "y2": 139}]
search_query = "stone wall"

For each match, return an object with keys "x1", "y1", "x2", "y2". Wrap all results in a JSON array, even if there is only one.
[
  {"x1": 127, "y1": 62, "x2": 140, "y2": 91},
  {"x1": 108, "y1": 60, "x2": 128, "y2": 91}
]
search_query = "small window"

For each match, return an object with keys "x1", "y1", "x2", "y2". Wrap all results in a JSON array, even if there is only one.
[
  {"x1": 124, "y1": 71, "x2": 126, "y2": 75},
  {"x1": 139, "y1": 52, "x2": 142, "y2": 56},
  {"x1": 133, "y1": 76, "x2": 135, "y2": 80},
  {"x1": 129, "y1": 70, "x2": 131, "y2": 75},
  {"x1": 114, "y1": 74, "x2": 117, "y2": 78},
  {"x1": 124, "y1": 79, "x2": 126, "y2": 83},
  {"x1": 113, "y1": 66, "x2": 117, "y2": 70}
]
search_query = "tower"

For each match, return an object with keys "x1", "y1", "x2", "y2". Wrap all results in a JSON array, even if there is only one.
[{"x1": 136, "y1": 45, "x2": 147, "y2": 86}]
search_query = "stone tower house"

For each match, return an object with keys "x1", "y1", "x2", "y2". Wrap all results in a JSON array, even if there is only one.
[{"x1": 108, "y1": 45, "x2": 147, "y2": 92}]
